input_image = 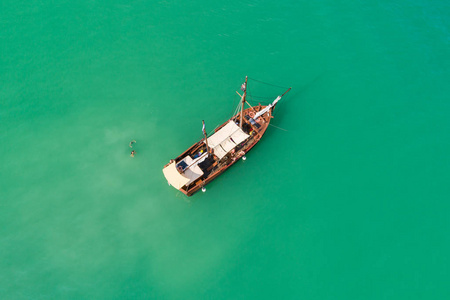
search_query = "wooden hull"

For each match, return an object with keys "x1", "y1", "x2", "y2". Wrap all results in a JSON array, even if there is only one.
[{"x1": 164, "y1": 104, "x2": 274, "y2": 196}]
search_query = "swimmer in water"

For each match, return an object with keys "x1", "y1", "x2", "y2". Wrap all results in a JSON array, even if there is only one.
[
  {"x1": 130, "y1": 150, "x2": 136, "y2": 157},
  {"x1": 129, "y1": 140, "x2": 136, "y2": 148}
]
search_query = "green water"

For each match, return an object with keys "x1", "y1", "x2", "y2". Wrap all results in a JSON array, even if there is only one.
[{"x1": 1, "y1": 1, "x2": 449, "y2": 298}]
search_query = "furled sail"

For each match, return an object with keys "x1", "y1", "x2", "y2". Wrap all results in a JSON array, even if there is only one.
[{"x1": 253, "y1": 96, "x2": 281, "y2": 120}]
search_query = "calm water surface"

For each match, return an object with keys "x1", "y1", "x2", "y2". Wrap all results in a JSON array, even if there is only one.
[{"x1": 1, "y1": 1, "x2": 449, "y2": 299}]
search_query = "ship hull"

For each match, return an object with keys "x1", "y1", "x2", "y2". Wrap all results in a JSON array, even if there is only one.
[{"x1": 163, "y1": 104, "x2": 274, "y2": 196}]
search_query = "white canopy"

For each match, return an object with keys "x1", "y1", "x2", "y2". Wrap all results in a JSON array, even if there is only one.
[
  {"x1": 206, "y1": 121, "x2": 249, "y2": 159},
  {"x1": 162, "y1": 155, "x2": 205, "y2": 190},
  {"x1": 162, "y1": 162, "x2": 190, "y2": 189},
  {"x1": 181, "y1": 155, "x2": 204, "y2": 185}
]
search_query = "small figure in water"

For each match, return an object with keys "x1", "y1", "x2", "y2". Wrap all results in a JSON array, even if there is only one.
[
  {"x1": 129, "y1": 140, "x2": 136, "y2": 148},
  {"x1": 130, "y1": 150, "x2": 136, "y2": 157}
]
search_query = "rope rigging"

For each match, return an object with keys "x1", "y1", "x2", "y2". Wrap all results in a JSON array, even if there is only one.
[
  {"x1": 248, "y1": 77, "x2": 290, "y2": 89},
  {"x1": 221, "y1": 76, "x2": 292, "y2": 126}
]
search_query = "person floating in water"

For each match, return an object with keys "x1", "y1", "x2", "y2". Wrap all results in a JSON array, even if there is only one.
[
  {"x1": 129, "y1": 140, "x2": 136, "y2": 148},
  {"x1": 130, "y1": 150, "x2": 136, "y2": 158}
]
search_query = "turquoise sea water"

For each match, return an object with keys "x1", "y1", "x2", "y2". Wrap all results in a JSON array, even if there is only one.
[{"x1": 1, "y1": 1, "x2": 449, "y2": 298}]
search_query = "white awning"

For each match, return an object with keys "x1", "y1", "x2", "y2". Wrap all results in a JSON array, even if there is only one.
[
  {"x1": 206, "y1": 121, "x2": 249, "y2": 159},
  {"x1": 162, "y1": 162, "x2": 190, "y2": 189},
  {"x1": 181, "y1": 155, "x2": 204, "y2": 185},
  {"x1": 162, "y1": 155, "x2": 206, "y2": 190}
]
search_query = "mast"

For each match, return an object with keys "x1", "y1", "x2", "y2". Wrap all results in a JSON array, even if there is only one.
[
  {"x1": 239, "y1": 76, "x2": 248, "y2": 128},
  {"x1": 202, "y1": 120, "x2": 211, "y2": 154}
]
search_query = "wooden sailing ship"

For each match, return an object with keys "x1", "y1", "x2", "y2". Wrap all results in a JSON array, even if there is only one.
[{"x1": 162, "y1": 76, "x2": 291, "y2": 196}]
